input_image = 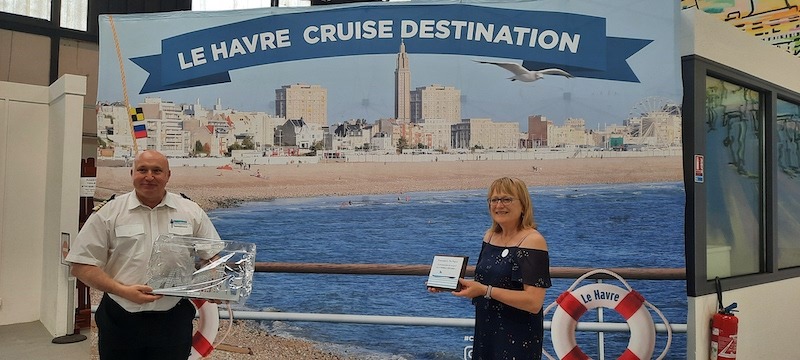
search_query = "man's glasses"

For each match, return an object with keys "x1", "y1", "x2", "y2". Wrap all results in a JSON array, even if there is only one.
[{"x1": 487, "y1": 197, "x2": 515, "y2": 205}]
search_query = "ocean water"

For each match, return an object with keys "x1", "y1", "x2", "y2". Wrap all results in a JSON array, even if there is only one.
[{"x1": 209, "y1": 182, "x2": 686, "y2": 359}]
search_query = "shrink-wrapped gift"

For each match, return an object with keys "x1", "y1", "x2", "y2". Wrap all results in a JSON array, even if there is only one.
[{"x1": 146, "y1": 234, "x2": 256, "y2": 304}]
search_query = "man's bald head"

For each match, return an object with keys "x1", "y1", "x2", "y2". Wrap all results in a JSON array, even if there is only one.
[{"x1": 131, "y1": 150, "x2": 171, "y2": 208}]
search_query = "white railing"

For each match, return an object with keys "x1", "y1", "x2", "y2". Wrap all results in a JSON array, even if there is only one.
[{"x1": 216, "y1": 309, "x2": 687, "y2": 334}]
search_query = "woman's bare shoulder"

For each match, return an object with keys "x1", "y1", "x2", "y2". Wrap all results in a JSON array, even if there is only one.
[
  {"x1": 482, "y1": 230, "x2": 493, "y2": 243},
  {"x1": 520, "y1": 229, "x2": 547, "y2": 251}
]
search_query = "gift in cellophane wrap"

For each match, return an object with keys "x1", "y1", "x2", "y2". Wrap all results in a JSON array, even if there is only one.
[{"x1": 146, "y1": 234, "x2": 256, "y2": 304}]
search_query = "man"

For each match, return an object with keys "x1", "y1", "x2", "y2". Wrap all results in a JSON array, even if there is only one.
[{"x1": 66, "y1": 150, "x2": 220, "y2": 359}]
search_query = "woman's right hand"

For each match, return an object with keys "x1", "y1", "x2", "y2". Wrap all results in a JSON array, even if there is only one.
[{"x1": 452, "y1": 278, "x2": 488, "y2": 299}]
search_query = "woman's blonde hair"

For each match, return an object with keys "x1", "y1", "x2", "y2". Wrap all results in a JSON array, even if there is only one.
[{"x1": 486, "y1": 177, "x2": 537, "y2": 234}]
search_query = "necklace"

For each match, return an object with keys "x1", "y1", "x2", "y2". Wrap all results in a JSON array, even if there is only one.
[{"x1": 497, "y1": 231, "x2": 521, "y2": 258}]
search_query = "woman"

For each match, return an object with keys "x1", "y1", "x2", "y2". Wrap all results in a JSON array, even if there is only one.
[{"x1": 443, "y1": 177, "x2": 552, "y2": 359}]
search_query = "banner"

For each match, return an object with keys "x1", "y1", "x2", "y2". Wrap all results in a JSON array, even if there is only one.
[{"x1": 129, "y1": 5, "x2": 650, "y2": 93}]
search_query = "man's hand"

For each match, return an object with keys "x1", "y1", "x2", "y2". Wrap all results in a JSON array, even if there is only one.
[
  {"x1": 118, "y1": 284, "x2": 163, "y2": 304},
  {"x1": 71, "y1": 263, "x2": 162, "y2": 304}
]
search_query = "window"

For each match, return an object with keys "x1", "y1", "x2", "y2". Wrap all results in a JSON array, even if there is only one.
[
  {"x1": 703, "y1": 76, "x2": 763, "y2": 279},
  {"x1": 60, "y1": 0, "x2": 87, "y2": 31},
  {"x1": 0, "y1": 0, "x2": 51, "y2": 20},
  {"x1": 776, "y1": 98, "x2": 800, "y2": 269},
  {"x1": 1, "y1": 0, "x2": 87, "y2": 31},
  {"x1": 684, "y1": 56, "x2": 800, "y2": 296},
  {"x1": 192, "y1": 0, "x2": 311, "y2": 11}
]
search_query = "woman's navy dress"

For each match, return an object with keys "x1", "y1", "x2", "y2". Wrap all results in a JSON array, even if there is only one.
[{"x1": 472, "y1": 241, "x2": 552, "y2": 360}]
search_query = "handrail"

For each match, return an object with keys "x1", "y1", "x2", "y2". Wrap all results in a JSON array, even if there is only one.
[
  {"x1": 255, "y1": 262, "x2": 686, "y2": 280},
  {"x1": 90, "y1": 305, "x2": 688, "y2": 334},
  {"x1": 216, "y1": 310, "x2": 688, "y2": 333}
]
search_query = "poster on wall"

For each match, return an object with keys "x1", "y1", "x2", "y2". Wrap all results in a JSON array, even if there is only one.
[
  {"x1": 95, "y1": 0, "x2": 685, "y2": 358},
  {"x1": 97, "y1": 0, "x2": 682, "y2": 160}
]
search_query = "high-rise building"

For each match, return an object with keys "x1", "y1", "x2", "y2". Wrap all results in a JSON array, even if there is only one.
[
  {"x1": 275, "y1": 83, "x2": 328, "y2": 126},
  {"x1": 527, "y1": 115, "x2": 550, "y2": 148},
  {"x1": 394, "y1": 41, "x2": 411, "y2": 122},
  {"x1": 410, "y1": 84, "x2": 461, "y2": 124},
  {"x1": 418, "y1": 118, "x2": 454, "y2": 150},
  {"x1": 137, "y1": 97, "x2": 190, "y2": 156},
  {"x1": 451, "y1": 118, "x2": 519, "y2": 149},
  {"x1": 549, "y1": 117, "x2": 590, "y2": 147}
]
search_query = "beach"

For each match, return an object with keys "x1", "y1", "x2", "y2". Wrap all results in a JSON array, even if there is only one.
[
  {"x1": 88, "y1": 156, "x2": 683, "y2": 359},
  {"x1": 96, "y1": 156, "x2": 683, "y2": 212}
]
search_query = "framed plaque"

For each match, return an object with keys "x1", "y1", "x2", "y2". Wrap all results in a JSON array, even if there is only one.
[{"x1": 427, "y1": 255, "x2": 469, "y2": 291}]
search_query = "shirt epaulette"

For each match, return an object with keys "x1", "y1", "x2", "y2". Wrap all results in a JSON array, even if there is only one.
[
  {"x1": 92, "y1": 194, "x2": 116, "y2": 212},
  {"x1": 180, "y1": 193, "x2": 192, "y2": 200}
]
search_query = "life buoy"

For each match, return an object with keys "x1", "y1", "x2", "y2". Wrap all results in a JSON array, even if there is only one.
[
  {"x1": 543, "y1": 269, "x2": 671, "y2": 360},
  {"x1": 551, "y1": 283, "x2": 654, "y2": 360},
  {"x1": 189, "y1": 299, "x2": 219, "y2": 360}
]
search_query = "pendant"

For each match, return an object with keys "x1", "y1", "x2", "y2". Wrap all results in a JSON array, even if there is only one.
[{"x1": 501, "y1": 249, "x2": 509, "y2": 258}]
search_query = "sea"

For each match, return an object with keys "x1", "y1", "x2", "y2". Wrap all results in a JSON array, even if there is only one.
[{"x1": 209, "y1": 181, "x2": 687, "y2": 359}]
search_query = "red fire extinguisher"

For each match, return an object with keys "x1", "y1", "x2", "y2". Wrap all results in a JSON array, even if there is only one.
[{"x1": 711, "y1": 277, "x2": 738, "y2": 360}]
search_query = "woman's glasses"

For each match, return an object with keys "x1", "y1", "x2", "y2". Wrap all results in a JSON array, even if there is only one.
[{"x1": 487, "y1": 197, "x2": 515, "y2": 205}]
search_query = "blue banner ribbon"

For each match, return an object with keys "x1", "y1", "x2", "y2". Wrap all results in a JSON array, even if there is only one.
[{"x1": 130, "y1": 4, "x2": 651, "y2": 94}]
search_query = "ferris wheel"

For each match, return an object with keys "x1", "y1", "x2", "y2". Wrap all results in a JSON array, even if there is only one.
[
  {"x1": 627, "y1": 96, "x2": 681, "y2": 142},
  {"x1": 630, "y1": 96, "x2": 681, "y2": 117}
]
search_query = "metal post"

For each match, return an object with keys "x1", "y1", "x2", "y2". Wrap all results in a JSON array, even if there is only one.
[
  {"x1": 75, "y1": 158, "x2": 95, "y2": 330},
  {"x1": 597, "y1": 278, "x2": 605, "y2": 360}
]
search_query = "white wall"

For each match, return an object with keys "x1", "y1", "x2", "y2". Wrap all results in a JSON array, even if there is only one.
[
  {"x1": 0, "y1": 80, "x2": 48, "y2": 325},
  {"x1": 688, "y1": 277, "x2": 800, "y2": 359},
  {"x1": 0, "y1": 75, "x2": 85, "y2": 337},
  {"x1": 679, "y1": 10, "x2": 800, "y2": 87},
  {"x1": 681, "y1": 10, "x2": 800, "y2": 359}
]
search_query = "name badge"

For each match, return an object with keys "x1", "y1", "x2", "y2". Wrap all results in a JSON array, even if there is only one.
[{"x1": 170, "y1": 219, "x2": 190, "y2": 230}]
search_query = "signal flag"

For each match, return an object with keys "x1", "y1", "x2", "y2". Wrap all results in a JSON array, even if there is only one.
[{"x1": 133, "y1": 124, "x2": 147, "y2": 139}]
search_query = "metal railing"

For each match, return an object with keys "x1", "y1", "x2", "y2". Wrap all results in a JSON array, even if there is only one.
[
  {"x1": 255, "y1": 262, "x2": 685, "y2": 280},
  {"x1": 218, "y1": 309, "x2": 686, "y2": 333}
]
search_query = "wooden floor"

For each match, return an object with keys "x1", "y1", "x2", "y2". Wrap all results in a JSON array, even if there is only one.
[{"x1": 0, "y1": 321, "x2": 90, "y2": 360}]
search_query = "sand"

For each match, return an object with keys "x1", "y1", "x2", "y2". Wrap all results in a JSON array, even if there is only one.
[
  {"x1": 84, "y1": 306, "x2": 351, "y2": 360},
  {"x1": 95, "y1": 156, "x2": 683, "y2": 211},
  {"x1": 87, "y1": 156, "x2": 683, "y2": 359}
]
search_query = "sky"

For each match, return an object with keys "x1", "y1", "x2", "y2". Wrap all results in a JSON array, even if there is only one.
[{"x1": 97, "y1": 0, "x2": 682, "y2": 131}]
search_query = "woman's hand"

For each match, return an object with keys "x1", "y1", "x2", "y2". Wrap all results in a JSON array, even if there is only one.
[
  {"x1": 426, "y1": 281, "x2": 446, "y2": 293},
  {"x1": 452, "y1": 278, "x2": 488, "y2": 299}
]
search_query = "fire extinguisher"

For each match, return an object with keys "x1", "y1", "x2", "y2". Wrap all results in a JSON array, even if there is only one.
[{"x1": 710, "y1": 277, "x2": 738, "y2": 360}]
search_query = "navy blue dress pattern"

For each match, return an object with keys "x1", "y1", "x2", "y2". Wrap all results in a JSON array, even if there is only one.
[{"x1": 472, "y1": 242, "x2": 552, "y2": 360}]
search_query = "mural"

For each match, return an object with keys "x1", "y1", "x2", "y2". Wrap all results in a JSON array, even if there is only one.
[
  {"x1": 94, "y1": 1, "x2": 686, "y2": 358},
  {"x1": 682, "y1": 0, "x2": 800, "y2": 56}
]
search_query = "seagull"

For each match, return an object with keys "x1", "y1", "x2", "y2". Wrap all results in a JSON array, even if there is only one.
[{"x1": 473, "y1": 60, "x2": 573, "y2": 82}]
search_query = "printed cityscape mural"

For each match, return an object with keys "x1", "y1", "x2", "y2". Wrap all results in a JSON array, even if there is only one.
[{"x1": 682, "y1": 0, "x2": 800, "y2": 56}]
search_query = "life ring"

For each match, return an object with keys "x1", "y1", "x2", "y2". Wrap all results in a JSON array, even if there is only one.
[
  {"x1": 551, "y1": 283, "x2": 654, "y2": 359},
  {"x1": 543, "y1": 269, "x2": 671, "y2": 360},
  {"x1": 189, "y1": 299, "x2": 219, "y2": 360}
]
